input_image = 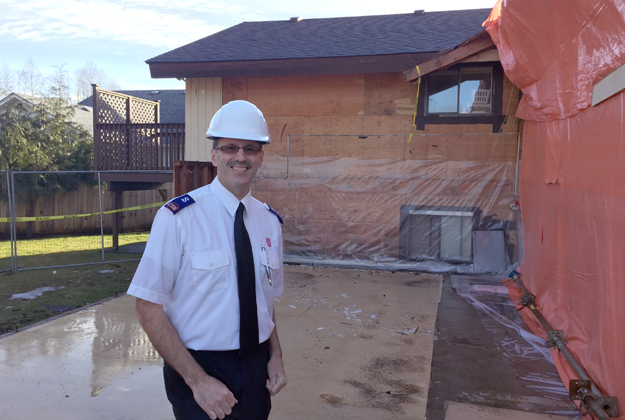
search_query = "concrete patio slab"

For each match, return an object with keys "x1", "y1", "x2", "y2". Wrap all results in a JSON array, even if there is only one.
[
  {"x1": 445, "y1": 401, "x2": 575, "y2": 420},
  {"x1": 0, "y1": 265, "x2": 442, "y2": 420}
]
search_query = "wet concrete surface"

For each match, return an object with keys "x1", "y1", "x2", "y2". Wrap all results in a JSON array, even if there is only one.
[
  {"x1": 0, "y1": 266, "x2": 441, "y2": 420},
  {"x1": 426, "y1": 274, "x2": 579, "y2": 420},
  {"x1": 0, "y1": 266, "x2": 578, "y2": 419},
  {"x1": 0, "y1": 294, "x2": 170, "y2": 419}
]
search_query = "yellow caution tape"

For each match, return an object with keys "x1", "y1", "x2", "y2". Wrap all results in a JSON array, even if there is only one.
[
  {"x1": 409, "y1": 65, "x2": 422, "y2": 144},
  {"x1": 0, "y1": 201, "x2": 167, "y2": 223}
]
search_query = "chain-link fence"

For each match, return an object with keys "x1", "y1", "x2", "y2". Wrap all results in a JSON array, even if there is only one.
[{"x1": 1, "y1": 170, "x2": 172, "y2": 272}]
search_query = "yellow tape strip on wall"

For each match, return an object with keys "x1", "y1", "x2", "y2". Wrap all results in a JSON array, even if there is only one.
[
  {"x1": 408, "y1": 65, "x2": 422, "y2": 144},
  {"x1": 0, "y1": 201, "x2": 167, "y2": 223}
]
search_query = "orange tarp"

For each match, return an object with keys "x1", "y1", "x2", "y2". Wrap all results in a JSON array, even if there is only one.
[{"x1": 485, "y1": 0, "x2": 625, "y2": 417}]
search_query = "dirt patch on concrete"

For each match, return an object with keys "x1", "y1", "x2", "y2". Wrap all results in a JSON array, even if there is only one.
[
  {"x1": 345, "y1": 356, "x2": 426, "y2": 413},
  {"x1": 271, "y1": 265, "x2": 442, "y2": 420}
]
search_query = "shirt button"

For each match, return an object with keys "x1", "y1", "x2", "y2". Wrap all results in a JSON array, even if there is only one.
[{"x1": 210, "y1": 262, "x2": 215, "y2": 267}]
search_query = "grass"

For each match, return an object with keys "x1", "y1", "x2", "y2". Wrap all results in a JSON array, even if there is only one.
[
  {"x1": 0, "y1": 232, "x2": 150, "y2": 258},
  {"x1": 0, "y1": 233, "x2": 148, "y2": 334}
]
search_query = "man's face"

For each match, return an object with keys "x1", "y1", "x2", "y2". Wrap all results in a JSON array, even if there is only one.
[{"x1": 211, "y1": 138, "x2": 264, "y2": 200}]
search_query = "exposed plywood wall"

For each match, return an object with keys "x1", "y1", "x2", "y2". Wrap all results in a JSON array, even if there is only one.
[
  {"x1": 224, "y1": 72, "x2": 521, "y2": 162},
  {"x1": 221, "y1": 70, "x2": 522, "y2": 263},
  {"x1": 185, "y1": 78, "x2": 222, "y2": 162}
]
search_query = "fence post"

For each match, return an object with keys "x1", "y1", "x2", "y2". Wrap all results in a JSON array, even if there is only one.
[
  {"x1": 98, "y1": 172, "x2": 105, "y2": 262},
  {"x1": 112, "y1": 189, "x2": 123, "y2": 250},
  {"x1": 126, "y1": 97, "x2": 132, "y2": 170},
  {"x1": 9, "y1": 171, "x2": 17, "y2": 272}
]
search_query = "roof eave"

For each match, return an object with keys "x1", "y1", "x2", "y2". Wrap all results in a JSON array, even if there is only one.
[
  {"x1": 148, "y1": 52, "x2": 439, "y2": 79},
  {"x1": 404, "y1": 31, "x2": 496, "y2": 82}
]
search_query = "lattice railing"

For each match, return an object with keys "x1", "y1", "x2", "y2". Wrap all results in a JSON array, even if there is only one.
[
  {"x1": 92, "y1": 85, "x2": 185, "y2": 171},
  {"x1": 95, "y1": 123, "x2": 185, "y2": 170}
]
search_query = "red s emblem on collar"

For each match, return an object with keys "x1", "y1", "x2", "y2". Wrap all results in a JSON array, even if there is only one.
[{"x1": 266, "y1": 237, "x2": 271, "y2": 248}]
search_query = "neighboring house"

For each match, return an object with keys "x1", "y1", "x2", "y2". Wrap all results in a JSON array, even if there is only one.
[
  {"x1": 0, "y1": 92, "x2": 94, "y2": 136},
  {"x1": 145, "y1": 9, "x2": 522, "y2": 271},
  {"x1": 79, "y1": 89, "x2": 185, "y2": 124}
]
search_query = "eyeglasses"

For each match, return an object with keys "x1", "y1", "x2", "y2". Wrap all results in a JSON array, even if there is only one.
[{"x1": 215, "y1": 144, "x2": 262, "y2": 155}]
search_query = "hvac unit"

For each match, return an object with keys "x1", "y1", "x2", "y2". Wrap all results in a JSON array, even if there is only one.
[{"x1": 399, "y1": 205, "x2": 481, "y2": 263}]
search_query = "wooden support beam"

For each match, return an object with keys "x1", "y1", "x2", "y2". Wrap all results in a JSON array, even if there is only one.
[
  {"x1": 404, "y1": 36, "x2": 496, "y2": 82},
  {"x1": 112, "y1": 190, "x2": 123, "y2": 250}
]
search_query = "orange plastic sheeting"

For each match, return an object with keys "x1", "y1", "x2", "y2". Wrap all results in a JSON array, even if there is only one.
[
  {"x1": 484, "y1": 0, "x2": 625, "y2": 121},
  {"x1": 486, "y1": 0, "x2": 625, "y2": 417}
]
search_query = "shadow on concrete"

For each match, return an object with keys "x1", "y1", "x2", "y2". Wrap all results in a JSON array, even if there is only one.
[{"x1": 109, "y1": 242, "x2": 146, "y2": 254}]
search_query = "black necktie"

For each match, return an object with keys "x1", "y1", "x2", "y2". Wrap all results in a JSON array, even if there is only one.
[{"x1": 234, "y1": 202, "x2": 259, "y2": 356}]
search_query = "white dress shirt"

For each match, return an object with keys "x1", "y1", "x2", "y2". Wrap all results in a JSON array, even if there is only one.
[{"x1": 127, "y1": 177, "x2": 284, "y2": 351}]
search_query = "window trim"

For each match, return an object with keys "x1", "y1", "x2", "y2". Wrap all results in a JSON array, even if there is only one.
[
  {"x1": 415, "y1": 62, "x2": 506, "y2": 133},
  {"x1": 426, "y1": 67, "x2": 494, "y2": 116}
]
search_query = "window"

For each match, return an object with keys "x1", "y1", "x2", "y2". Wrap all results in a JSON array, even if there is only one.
[{"x1": 427, "y1": 68, "x2": 493, "y2": 115}]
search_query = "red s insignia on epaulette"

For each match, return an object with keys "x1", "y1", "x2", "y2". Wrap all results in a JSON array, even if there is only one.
[{"x1": 166, "y1": 202, "x2": 179, "y2": 212}]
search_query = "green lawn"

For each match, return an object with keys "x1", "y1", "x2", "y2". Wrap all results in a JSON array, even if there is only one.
[
  {"x1": 0, "y1": 233, "x2": 148, "y2": 334},
  {"x1": 0, "y1": 232, "x2": 150, "y2": 258}
]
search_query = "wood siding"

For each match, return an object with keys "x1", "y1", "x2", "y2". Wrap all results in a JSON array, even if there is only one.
[
  {"x1": 221, "y1": 70, "x2": 521, "y2": 262},
  {"x1": 185, "y1": 78, "x2": 222, "y2": 162}
]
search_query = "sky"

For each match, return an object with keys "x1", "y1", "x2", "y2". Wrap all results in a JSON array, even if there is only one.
[{"x1": 0, "y1": 0, "x2": 497, "y2": 94}]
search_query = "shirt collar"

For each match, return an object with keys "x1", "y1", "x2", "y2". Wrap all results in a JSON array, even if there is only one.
[{"x1": 210, "y1": 176, "x2": 252, "y2": 217}]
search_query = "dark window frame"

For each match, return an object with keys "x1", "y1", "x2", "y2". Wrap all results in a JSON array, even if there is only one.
[{"x1": 415, "y1": 62, "x2": 505, "y2": 133}]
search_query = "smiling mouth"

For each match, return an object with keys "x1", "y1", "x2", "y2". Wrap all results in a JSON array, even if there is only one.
[{"x1": 228, "y1": 160, "x2": 252, "y2": 171}]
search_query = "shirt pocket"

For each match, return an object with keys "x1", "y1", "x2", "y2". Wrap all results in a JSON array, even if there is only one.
[
  {"x1": 190, "y1": 250, "x2": 230, "y2": 293},
  {"x1": 260, "y1": 247, "x2": 280, "y2": 286}
]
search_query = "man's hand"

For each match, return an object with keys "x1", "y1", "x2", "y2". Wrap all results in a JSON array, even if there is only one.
[
  {"x1": 135, "y1": 299, "x2": 237, "y2": 420},
  {"x1": 191, "y1": 375, "x2": 238, "y2": 420},
  {"x1": 266, "y1": 353, "x2": 287, "y2": 396}
]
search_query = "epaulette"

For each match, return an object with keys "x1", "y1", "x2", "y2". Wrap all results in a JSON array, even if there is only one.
[
  {"x1": 264, "y1": 203, "x2": 283, "y2": 225},
  {"x1": 164, "y1": 194, "x2": 195, "y2": 214}
]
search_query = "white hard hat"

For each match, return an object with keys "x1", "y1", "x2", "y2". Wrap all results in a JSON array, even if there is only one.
[{"x1": 206, "y1": 100, "x2": 271, "y2": 143}]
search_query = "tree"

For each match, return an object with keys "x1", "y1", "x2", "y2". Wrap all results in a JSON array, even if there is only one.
[
  {"x1": 48, "y1": 63, "x2": 72, "y2": 102},
  {"x1": 0, "y1": 98, "x2": 94, "y2": 237},
  {"x1": 0, "y1": 98, "x2": 93, "y2": 196},
  {"x1": 74, "y1": 61, "x2": 120, "y2": 102},
  {"x1": 18, "y1": 57, "x2": 45, "y2": 97},
  {"x1": 0, "y1": 63, "x2": 14, "y2": 98}
]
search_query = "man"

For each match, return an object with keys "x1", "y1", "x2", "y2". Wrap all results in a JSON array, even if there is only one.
[{"x1": 128, "y1": 100, "x2": 287, "y2": 420}]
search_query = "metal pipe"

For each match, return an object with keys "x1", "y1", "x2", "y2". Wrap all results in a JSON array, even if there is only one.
[
  {"x1": 508, "y1": 272, "x2": 616, "y2": 418},
  {"x1": 9, "y1": 171, "x2": 17, "y2": 272},
  {"x1": 579, "y1": 388, "x2": 611, "y2": 420},
  {"x1": 514, "y1": 131, "x2": 521, "y2": 197},
  {"x1": 554, "y1": 339, "x2": 602, "y2": 397},
  {"x1": 16, "y1": 259, "x2": 141, "y2": 272},
  {"x1": 6, "y1": 171, "x2": 16, "y2": 272}
]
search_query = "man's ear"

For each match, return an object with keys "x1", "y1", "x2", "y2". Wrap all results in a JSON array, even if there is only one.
[{"x1": 210, "y1": 148, "x2": 217, "y2": 166}]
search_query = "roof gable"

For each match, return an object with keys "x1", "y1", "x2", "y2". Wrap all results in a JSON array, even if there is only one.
[
  {"x1": 148, "y1": 9, "x2": 491, "y2": 65},
  {"x1": 0, "y1": 93, "x2": 94, "y2": 135}
]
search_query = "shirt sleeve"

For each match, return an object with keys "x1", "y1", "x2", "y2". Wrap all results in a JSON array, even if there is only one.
[
  {"x1": 127, "y1": 208, "x2": 183, "y2": 305},
  {"x1": 272, "y1": 223, "x2": 285, "y2": 297}
]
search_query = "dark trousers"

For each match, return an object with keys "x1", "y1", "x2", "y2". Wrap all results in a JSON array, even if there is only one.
[{"x1": 163, "y1": 341, "x2": 271, "y2": 420}]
